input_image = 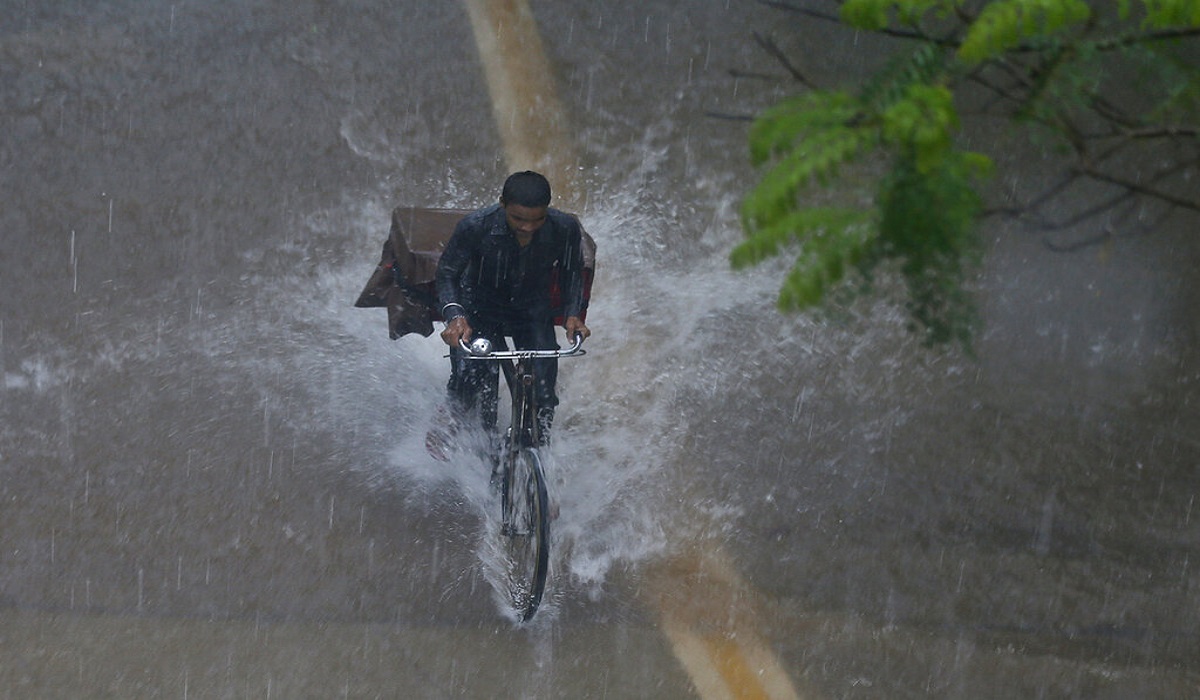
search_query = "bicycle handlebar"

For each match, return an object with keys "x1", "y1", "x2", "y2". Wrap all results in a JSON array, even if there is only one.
[{"x1": 458, "y1": 333, "x2": 585, "y2": 360}]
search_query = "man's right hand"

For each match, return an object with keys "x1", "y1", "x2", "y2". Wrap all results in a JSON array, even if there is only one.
[{"x1": 440, "y1": 316, "x2": 471, "y2": 347}]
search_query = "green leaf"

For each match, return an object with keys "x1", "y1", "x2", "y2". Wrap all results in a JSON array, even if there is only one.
[
  {"x1": 958, "y1": 0, "x2": 1091, "y2": 64},
  {"x1": 741, "y1": 127, "x2": 872, "y2": 230},
  {"x1": 732, "y1": 208, "x2": 870, "y2": 268},
  {"x1": 841, "y1": 0, "x2": 894, "y2": 30},
  {"x1": 1141, "y1": 0, "x2": 1200, "y2": 27},
  {"x1": 961, "y1": 151, "x2": 996, "y2": 179},
  {"x1": 860, "y1": 43, "x2": 948, "y2": 113},
  {"x1": 748, "y1": 91, "x2": 859, "y2": 165},
  {"x1": 840, "y1": 0, "x2": 963, "y2": 30},
  {"x1": 731, "y1": 208, "x2": 876, "y2": 311},
  {"x1": 880, "y1": 84, "x2": 959, "y2": 171},
  {"x1": 876, "y1": 152, "x2": 986, "y2": 346}
]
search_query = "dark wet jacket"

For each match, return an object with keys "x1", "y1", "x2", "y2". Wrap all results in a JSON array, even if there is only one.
[{"x1": 435, "y1": 204, "x2": 588, "y2": 325}]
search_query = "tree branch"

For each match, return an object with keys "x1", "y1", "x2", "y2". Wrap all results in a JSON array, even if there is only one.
[
  {"x1": 1095, "y1": 27, "x2": 1200, "y2": 51},
  {"x1": 1122, "y1": 125, "x2": 1200, "y2": 140},
  {"x1": 728, "y1": 68, "x2": 790, "y2": 81},
  {"x1": 753, "y1": 31, "x2": 815, "y2": 87},
  {"x1": 987, "y1": 151, "x2": 1198, "y2": 232},
  {"x1": 1079, "y1": 166, "x2": 1200, "y2": 213}
]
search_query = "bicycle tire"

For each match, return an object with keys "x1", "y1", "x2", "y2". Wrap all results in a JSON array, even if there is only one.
[{"x1": 500, "y1": 446, "x2": 550, "y2": 621}]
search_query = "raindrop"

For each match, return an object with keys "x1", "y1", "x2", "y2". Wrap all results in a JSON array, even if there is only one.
[
  {"x1": 70, "y1": 230, "x2": 78, "y2": 293},
  {"x1": 1035, "y1": 488, "x2": 1056, "y2": 556}
]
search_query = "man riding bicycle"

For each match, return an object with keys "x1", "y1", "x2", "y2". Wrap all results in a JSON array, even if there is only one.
[{"x1": 435, "y1": 171, "x2": 591, "y2": 446}]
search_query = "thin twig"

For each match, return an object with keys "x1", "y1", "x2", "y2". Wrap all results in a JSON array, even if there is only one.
[
  {"x1": 753, "y1": 31, "x2": 815, "y2": 87},
  {"x1": 1080, "y1": 166, "x2": 1200, "y2": 212},
  {"x1": 704, "y1": 111, "x2": 757, "y2": 122},
  {"x1": 728, "y1": 68, "x2": 789, "y2": 81}
]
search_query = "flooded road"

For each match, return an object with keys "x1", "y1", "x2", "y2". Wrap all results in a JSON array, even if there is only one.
[{"x1": 2, "y1": 1, "x2": 1198, "y2": 697}]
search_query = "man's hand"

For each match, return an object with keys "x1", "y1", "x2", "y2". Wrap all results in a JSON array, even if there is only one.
[
  {"x1": 564, "y1": 316, "x2": 590, "y2": 341},
  {"x1": 441, "y1": 317, "x2": 471, "y2": 347}
]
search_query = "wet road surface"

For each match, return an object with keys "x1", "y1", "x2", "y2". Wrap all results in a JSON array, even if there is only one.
[{"x1": 2, "y1": 1, "x2": 1198, "y2": 697}]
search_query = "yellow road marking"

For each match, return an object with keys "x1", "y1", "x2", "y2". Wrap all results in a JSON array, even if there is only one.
[
  {"x1": 462, "y1": 3, "x2": 807, "y2": 697},
  {"x1": 462, "y1": 0, "x2": 582, "y2": 210},
  {"x1": 709, "y1": 634, "x2": 772, "y2": 700},
  {"x1": 648, "y1": 545, "x2": 804, "y2": 699}
]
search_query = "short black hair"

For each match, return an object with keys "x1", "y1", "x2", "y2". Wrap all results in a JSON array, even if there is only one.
[{"x1": 500, "y1": 171, "x2": 551, "y2": 208}]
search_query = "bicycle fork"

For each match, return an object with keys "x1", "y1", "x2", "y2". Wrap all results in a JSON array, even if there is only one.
[{"x1": 500, "y1": 368, "x2": 539, "y2": 536}]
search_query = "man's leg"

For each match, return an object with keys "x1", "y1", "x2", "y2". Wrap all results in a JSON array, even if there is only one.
[{"x1": 447, "y1": 340, "x2": 500, "y2": 432}]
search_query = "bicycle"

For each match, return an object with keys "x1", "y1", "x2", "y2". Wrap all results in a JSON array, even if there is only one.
[{"x1": 457, "y1": 332, "x2": 586, "y2": 621}]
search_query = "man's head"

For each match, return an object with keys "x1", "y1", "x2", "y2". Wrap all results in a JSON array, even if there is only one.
[
  {"x1": 500, "y1": 171, "x2": 551, "y2": 237},
  {"x1": 500, "y1": 171, "x2": 551, "y2": 208}
]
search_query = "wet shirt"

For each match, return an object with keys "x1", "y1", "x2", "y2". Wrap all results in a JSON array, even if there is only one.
[{"x1": 435, "y1": 203, "x2": 587, "y2": 324}]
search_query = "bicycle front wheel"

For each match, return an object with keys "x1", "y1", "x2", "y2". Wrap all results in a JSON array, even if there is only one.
[{"x1": 500, "y1": 446, "x2": 550, "y2": 621}]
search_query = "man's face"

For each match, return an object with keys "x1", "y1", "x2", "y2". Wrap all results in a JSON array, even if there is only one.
[{"x1": 503, "y1": 203, "x2": 548, "y2": 236}]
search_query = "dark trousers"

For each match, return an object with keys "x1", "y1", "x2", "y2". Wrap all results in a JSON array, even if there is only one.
[{"x1": 446, "y1": 312, "x2": 559, "y2": 432}]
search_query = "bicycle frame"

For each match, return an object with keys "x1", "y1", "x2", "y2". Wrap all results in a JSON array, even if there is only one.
[{"x1": 456, "y1": 333, "x2": 584, "y2": 620}]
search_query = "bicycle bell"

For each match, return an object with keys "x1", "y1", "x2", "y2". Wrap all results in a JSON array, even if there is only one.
[{"x1": 468, "y1": 337, "x2": 492, "y2": 356}]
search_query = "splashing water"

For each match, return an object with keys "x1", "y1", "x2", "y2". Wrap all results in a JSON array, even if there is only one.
[{"x1": 294, "y1": 166, "x2": 790, "y2": 621}]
